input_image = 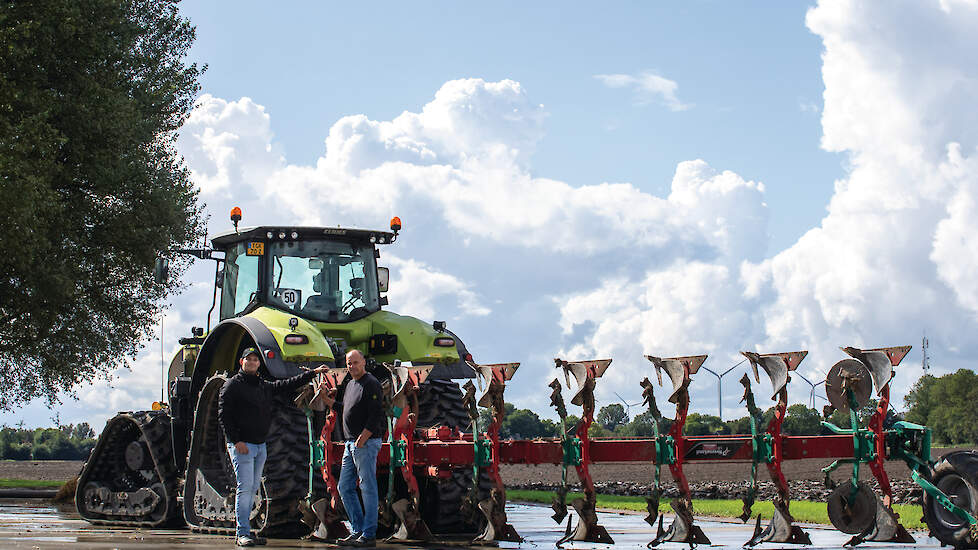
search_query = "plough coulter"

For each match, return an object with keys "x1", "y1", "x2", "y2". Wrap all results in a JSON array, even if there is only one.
[{"x1": 294, "y1": 345, "x2": 978, "y2": 548}]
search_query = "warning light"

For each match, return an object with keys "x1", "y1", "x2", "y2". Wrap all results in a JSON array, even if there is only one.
[
  {"x1": 151, "y1": 401, "x2": 163, "y2": 411},
  {"x1": 390, "y1": 216, "x2": 401, "y2": 233},
  {"x1": 230, "y1": 207, "x2": 242, "y2": 233}
]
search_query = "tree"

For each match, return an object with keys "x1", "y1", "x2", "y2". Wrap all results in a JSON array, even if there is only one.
[
  {"x1": 781, "y1": 404, "x2": 821, "y2": 435},
  {"x1": 597, "y1": 403, "x2": 628, "y2": 431},
  {"x1": 0, "y1": 0, "x2": 205, "y2": 408},
  {"x1": 685, "y1": 413, "x2": 728, "y2": 435},
  {"x1": 905, "y1": 370, "x2": 978, "y2": 444}
]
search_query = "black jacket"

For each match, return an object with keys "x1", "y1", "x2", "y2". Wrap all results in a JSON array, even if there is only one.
[
  {"x1": 340, "y1": 373, "x2": 385, "y2": 441},
  {"x1": 218, "y1": 369, "x2": 317, "y2": 444}
]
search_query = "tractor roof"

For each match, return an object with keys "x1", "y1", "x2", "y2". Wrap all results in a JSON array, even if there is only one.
[{"x1": 211, "y1": 226, "x2": 395, "y2": 248}]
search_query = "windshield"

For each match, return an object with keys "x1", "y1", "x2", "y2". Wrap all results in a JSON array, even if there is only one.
[{"x1": 266, "y1": 240, "x2": 380, "y2": 322}]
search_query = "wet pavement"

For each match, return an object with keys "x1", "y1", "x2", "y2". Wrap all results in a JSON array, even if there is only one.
[{"x1": 0, "y1": 498, "x2": 945, "y2": 549}]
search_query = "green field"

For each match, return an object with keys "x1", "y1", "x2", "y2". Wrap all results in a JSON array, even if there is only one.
[
  {"x1": 506, "y1": 489, "x2": 926, "y2": 530},
  {"x1": 0, "y1": 478, "x2": 64, "y2": 489}
]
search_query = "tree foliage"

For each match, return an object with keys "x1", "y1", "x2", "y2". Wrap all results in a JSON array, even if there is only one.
[
  {"x1": 0, "y1": 0, "x2": 205, "y2": 408},
  {"x1": 905, "y1": 370, "x2": 978, "y2": 444},
  {"x1": 597, "y1": 403, "x2": 627, "y2": 430},
  {"x1": 0, "y1": 423, "x2": 96, "y2": 460}
]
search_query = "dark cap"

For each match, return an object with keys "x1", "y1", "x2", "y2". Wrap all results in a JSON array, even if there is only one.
[{"x1": 240, "y1": 347, "x2": 260, "y2": 360}]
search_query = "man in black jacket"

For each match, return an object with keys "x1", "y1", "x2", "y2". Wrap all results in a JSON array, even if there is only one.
[
  {"x1": 218, "y1": 347, "x2": 330, "y2": 547},
  {"x1": 320, "y1": 349, "x2": 384, "y2": 547}
]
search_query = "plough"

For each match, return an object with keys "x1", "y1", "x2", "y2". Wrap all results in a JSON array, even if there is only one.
[{"x1": 297, "y1": 345, "x2": 978, "y2": 548}]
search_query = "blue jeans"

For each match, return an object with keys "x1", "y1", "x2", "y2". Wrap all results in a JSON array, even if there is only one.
[
  {"x1": 227, "y1": 442, "x2": 267, "y2": 538},
  {"x1": 337, "y1": 438, "x2": 382, "y2": 538}
]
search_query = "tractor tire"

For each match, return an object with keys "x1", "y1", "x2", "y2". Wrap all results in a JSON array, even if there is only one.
[
  {"x1": 923, "y1": 451, "x2": 978, "y2": 549},
  {"x1": 416, "y1": 379, "x2": 471, "y2": 431},
  {"x1": 415, "y1": 379, "x2": 492, "y2": 534}
]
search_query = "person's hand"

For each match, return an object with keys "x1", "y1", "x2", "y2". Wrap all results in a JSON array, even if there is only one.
[
  {"x1": 355, "y1": 432, "x2": 368, "y2": 448},
  {"x1": 234, "y1": 441, "x2": 249, "y2": 455}
]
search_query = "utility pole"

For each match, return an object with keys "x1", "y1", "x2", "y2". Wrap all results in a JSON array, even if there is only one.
[
  {"x1": 701, "y1": 358, "x2": 747, "y2": 421},
  {"x1": 922, "y1": 331, "x2": 930, "y2": 373}
]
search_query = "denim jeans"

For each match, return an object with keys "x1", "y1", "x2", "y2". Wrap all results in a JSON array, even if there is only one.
[
  {"x1": 226, "y1": 442, "x2": 267, "y2": 538},
  {"x1": 337, "y1": 438, "x2": 382, "y2": 538}
]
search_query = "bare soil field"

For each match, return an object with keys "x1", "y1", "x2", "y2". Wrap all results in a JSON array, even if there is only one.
[
  {"x1": 500, "y1": 446, "x2": 973, "y2": 486},
  {"x1": 0, "y1": 461, "x2": 83, "y2": 482}
]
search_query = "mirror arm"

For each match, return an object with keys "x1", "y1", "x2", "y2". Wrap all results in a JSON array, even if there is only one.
[{"x1": 206, "y1": 259, "x2": 221, "y2": 333}]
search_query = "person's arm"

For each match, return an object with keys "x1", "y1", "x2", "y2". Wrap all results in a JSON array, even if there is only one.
[
  {"x1": 218, "y1": 381, "x2": 246, "y2": 453},
  {"x1": 267, "y1": 366, "x2": 327, "y2": 394},
  {"x1": 355, "y1": 377, "x2": 384, "y2": 447}
]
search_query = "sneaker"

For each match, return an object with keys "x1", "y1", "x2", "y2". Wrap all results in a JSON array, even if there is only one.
[
  {"x1": 353, "y1": 535, "x2": 376, "y2": 547},
  {"x1": 236, "y1": 536, "x2": 256, "y2": 547},
  {"x1": 337, "y1": 532, "x2": 362, "y2": 545}
]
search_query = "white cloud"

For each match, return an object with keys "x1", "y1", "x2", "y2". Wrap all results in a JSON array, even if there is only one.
[
  {"x1": 384, "y1": 255, "x2": 491, "y2": 321},
  {"x1": 594, "y1": 71, "x2": 692, "y2": 111}
]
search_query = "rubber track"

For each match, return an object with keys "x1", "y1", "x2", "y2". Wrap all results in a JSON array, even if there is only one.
[
  {"x1": 76, "y1": 411, "x2": 180, "y2": 527},
  {"x1": 184, "y1": 375, "x2": 314, "y2": 538}
]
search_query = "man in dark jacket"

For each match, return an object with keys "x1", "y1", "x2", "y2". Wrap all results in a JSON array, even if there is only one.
[
  {"x1": 218, "y1": 347, "x2": 330, "y2": 547},
  {"x1": 320, "y1": 349, "x2": 385, "y2": 547}
]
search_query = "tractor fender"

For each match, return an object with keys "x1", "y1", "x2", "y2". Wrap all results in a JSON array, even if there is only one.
[{"x1": 189, "y1": 316, "x2": 303, "y2": 400}]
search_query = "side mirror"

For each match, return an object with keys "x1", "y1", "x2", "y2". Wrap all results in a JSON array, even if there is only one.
[
  {"x1": 377, "y1": 267, "x2": 389, "y2": 293},
  {"x1": 154, "y1": 257, "x2": 169, "y2": 284},
  {"x1": 215, "y1": 269, "x2": 225, "y2": 288}
]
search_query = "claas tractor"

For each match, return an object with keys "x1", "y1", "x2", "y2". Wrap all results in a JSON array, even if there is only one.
[{"x1": 75, "y1": 210, "x2": 479, "y2": 537}]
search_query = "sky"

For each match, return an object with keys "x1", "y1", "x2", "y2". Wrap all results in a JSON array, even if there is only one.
[{"x1": 6, "y1": 0, "x2": 978, "y2": 431}]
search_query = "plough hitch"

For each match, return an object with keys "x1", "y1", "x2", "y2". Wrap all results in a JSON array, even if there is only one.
[
  {"x1": 551, "y1": 358, "x2": 614, "y2": 546},
  {"x1": 645, "y1": 354, "x2": 711, "y2": 548},
  {"x1": 741, "y1": 351, "x2": 811, "y2": 546},
  {"x1": 462, "y1": 361, "x2": 523, "y2": 544}
]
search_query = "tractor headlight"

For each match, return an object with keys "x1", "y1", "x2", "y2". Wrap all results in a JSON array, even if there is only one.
[{"x1": 433, "y1": 337, "x2": 455, "y2": 347}]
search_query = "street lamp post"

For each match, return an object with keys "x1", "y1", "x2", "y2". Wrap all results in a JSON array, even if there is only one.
[{"x1": 701, "y1": 358, "x2": 747, "y2": 421}]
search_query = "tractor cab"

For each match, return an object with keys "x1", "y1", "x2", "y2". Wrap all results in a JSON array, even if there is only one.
[{"x1": 211, "y1": 225, "x2": 396, "y2": 323}]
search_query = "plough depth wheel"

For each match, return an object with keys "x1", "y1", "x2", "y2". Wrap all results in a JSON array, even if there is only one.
[{"x1": 923, "y1": 451, "x2": 978, "y2": 548}]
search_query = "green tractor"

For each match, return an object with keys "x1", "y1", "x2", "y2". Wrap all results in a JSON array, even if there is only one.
[{"x1": 75, "y1": 212, "x2": 478, "y2": 537}]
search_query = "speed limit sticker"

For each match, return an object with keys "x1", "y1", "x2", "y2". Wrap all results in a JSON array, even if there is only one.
[{"x1": 274, "y1": 288, "x2": 301, "y2": 308}]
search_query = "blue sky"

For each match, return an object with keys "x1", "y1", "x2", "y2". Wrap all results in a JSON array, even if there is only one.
[{"x1": 6, "y1": 0, "x2": 978, "y2": 431}]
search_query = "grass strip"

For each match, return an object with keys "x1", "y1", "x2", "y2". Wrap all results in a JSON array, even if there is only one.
[
  {"x1": 0, "y1": 478, "x2": 65, "y2": 489},
  {"x1": 506, "y1": 489, "x2": 925, "y2": 530}
]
